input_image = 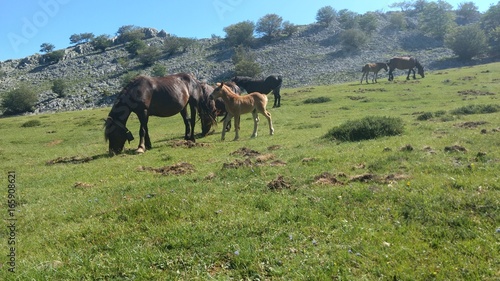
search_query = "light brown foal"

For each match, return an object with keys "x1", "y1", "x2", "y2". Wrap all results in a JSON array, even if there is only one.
[{"x1": 210, "y1": 82, "x2": 274, "y2": 141}]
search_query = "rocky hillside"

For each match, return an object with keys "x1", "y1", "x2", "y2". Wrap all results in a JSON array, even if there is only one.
[{"x1": 0, "y1": 13, "x2": 491, "y2": 114}]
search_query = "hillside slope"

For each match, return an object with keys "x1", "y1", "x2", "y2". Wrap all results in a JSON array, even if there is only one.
[{"x1": 0, "y1": 14, "x2": 493, "y2": 114}]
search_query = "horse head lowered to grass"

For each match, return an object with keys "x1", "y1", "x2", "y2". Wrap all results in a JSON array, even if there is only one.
[
  {"x1": 387, "y1": 57, "x2": 424, "y2": 81},
  {"x1": 104, "y1": 73, "x2": 216, "y2": 155},
  {"x1": 209, "y1": 82, "x2": 274, "y2": 141}
]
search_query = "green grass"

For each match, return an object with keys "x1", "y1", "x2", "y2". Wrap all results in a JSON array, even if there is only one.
[{"x1": 1, "y1": 63, "x2": 499, "y2": 280}]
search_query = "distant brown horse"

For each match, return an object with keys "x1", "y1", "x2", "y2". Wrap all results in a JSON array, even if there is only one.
[
  {"x1": 104, "y1": 73, "x2": 216, "y2": 154},
  {"x1": 209, "y1": 82, "x2": 274, "y2": 141},
  {"x1": 361, "y1": 62, "x2": 388, "y2": 84},
  {"x1": 231, "y1": 75, "x2": 283, "y2": 108},
  {"x1": 387, "y1": 57, "x2": 425, "y2": 81}
]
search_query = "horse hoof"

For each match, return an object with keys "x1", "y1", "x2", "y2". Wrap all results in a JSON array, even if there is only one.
[{"x1": 136, "y1": 148, "x2": 145, "y2": 154}]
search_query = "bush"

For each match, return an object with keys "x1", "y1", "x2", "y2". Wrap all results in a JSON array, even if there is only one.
[
  {"x1": 450, "y1": 104, "x2": 500, "y2": 115},
  {"x1": 137, "y1": 46, "x2": 162, "y2": 66},
  {"x1": 21, "y1": 120, "x2": 42, "y2": 128},
  {"x1": 316, "y1": 6, "x2": 337, "y2": 27},
  {"x1": 341, "y1": 28, "x2": 368, "y2": 50},
  {"x1": 151, "y1": 63, "x2": 166, "y2": 77},
  {"x1": 91, "y1": 35, "x2": 113, "y2": 52},
  {"x1": 445, "y1": 24, "x2": 487, "y2": 60},
  {"x1": 164, "y1": 36, "x2": 195, "y2": 56},
  {"x1": 232, "y1": 46, "x2": 262, "y2": 77},
  {"x1": 1, "y1": 85, "x2": 38, "y2": 115},
  {"x1": 125, "y1": 38, "x2": 147, "y2": 56},
  {"x1": 234, "y1": 60, "x2": 262, "y2": 77},
  {"x1": 224, "y1": 21, "x2": 255, "y2": 46},
  {"x1": 417, "y1": 112, "x2": 434, "y2": 121},
  {"x1": 52, "y1": 79, "x2": 68, "y2": 98},
  {"x1": 43, "y1": 50, "x2": 65, "y2": 64},
  {"x1": 324, "y1": 116, "x2": 404, "y2": 142},
  {"x1": 256, "y1": 14, "x2": 283, "y2": 38}
]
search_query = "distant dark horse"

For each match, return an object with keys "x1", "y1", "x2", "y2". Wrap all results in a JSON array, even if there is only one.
[
  {"x1": 104, "y1": 73, "x2": 216, "y2": 155},
  {"x1": 387, "y1": 57, "x2": 425, "y2": 81},
  {"x1": 200, "y1": 81, "x2": 241, "y2": 133},
  {"x1": 361, "y1": 62, "x2": 388, "y2": 84},
  {"x1": 231, "y1": 75, "x2": 283, "y2": 108}
]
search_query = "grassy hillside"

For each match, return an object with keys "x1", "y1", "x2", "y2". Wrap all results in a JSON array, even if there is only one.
[{"x1": 1, "y1": 64, "x2": 499, "y2": 280}]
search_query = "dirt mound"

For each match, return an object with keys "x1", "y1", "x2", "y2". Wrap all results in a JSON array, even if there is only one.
[
  {"x1": 444, "y1": 145, "x2": 467, "y2": 153},
  {"x1": 138, "y1": 162, "x2": 195, "y2": 175},
  {"x1": 46, "y1": 155, "x2": 95, "y2": 165},
  {"x1": 314, "y1": 172, "x2": 410, "y2": 185},
  {"x1": 454, "y1": 121, "x2": 488, "y2": 129},
  {"x1": 170, "y1": 140, "x2": 210, "y2": 148},
  {"x1": 231, "y1": 147, "x2": 261, "y2": 157},
  {"x1": 224, "y1": 147, "x2": 286, "y2": 168},
  {"x1": 457, "y1": 89, "x2": 495, "y2": 96},
  {"x1": 314, "y1": 172, "x2": 345, "y2": 185},
  {"x1": 223, "y1": 158, "x2": 253, "y2": 169},
  {"x1": 268, "y1": 175, "x2": 291, "y2": 190}
]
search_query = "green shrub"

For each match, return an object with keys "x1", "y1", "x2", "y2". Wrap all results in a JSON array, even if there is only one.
[
  {"x1": 52, "y1": 79, "x2": 68, "y2": 98},
  {"x1": 304, "y1": 97, "x2": 331, "y2": 104},
  {"x1": 417, "y1": 112, "x2": 434, "y2": 121},
  {"x1": 450, "y1": 104, "x2": 500, "y2": 115},
  {"x1": 43, "y1": 50, "x2": 65, "y2": 64},
  {"x1": 341, "y1": 28, "x2": 368, "y2": 50},
  {"x1": 1, "y1": 85, "x2": 38, "y2": 115},
  {"x1": 21, "y1": 120, "x2": 42, "y2": 127},
  {"x1": 151, "y1": 63, "x2": 167, "y2": 77},
  {"x1": 137, "y1": 46, "x2": 162, "y2": 66},
  {"x1": 324, "y1": 116, "x2": 404, "y2": 142}
]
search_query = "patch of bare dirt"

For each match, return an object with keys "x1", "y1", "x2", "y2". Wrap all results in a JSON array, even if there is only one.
[
  {"x1": 454, "y1": 121, "x2": 488, "y2": 129},
  {"x1": 46, "y1": 155, "x2": 95, "y2": 165},
  {"x1": 458, "y1": 89, "x2": 495, "y2": 96},
  {"x1": 314, "y1": 172, "x2": 410, "y2": 185},
  {"x1": 350, "y1": 173, "x2": 376, "y2": 182},
  {"x1": 170, "y1": 140, "x2": 210, "y2": 148},
  {"x1": 400, "y1": 144, "x2": 414, "y2": 151},
  {"x1": 46, "y1": 139, "x2": 63, "y2": 147},
  {"x1": 268, "y1": 175, "x2": 291, "y2": 190},
  {"x1": 231, "y1": 147, "x2": 261, "y2": 157},
  {"x1": 314, "y1": 172, "x2": 345, "y2": 185},
  {"x1": 138, "y1": 162, "x2": 195, "y2": 175},
  {"x1": 353, "y1": 88, "x2": 387, "y2": 93},
  {"x1": 444, "y1": 145, "x2": 467, "y2": 153},
  {"x1": 224, "y1": 147, "x2": 286, "y2": 168},
  {"x1": 73, "y1": 182, "x2": 94, "y2": 188},
  {"x1": 267, "y1": 145, "x2": 282, "y2": 151},
  {"x1": 223, "y1": 158, "x2": 253, "y2": 169}
]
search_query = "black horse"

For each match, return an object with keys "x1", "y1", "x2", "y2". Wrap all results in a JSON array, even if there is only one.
[
  {"x1": 104, "y1": 73, "x2": 216, "y2": 155},
  {"x1": 231, "y1": 75, "x2": 283, "y2": 108},
  {"x1": 387, "y1": 57, "x2": 425, "y2": 81}
]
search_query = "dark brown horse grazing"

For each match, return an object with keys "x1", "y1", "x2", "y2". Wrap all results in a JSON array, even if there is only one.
[
  {"x1": 104, "y1": 73, "x2": 216, "y2": 155},
  {"x1": 387, "y1": 57, "x2": 425, "y2": 81},
  {"x1": 200, "y1": 81, "x2": 241, "y2": 133},
  {"x1": 231, "y1": 75, "x2": 283, "y2": 108},
  {"x1": 361, "y1": 62, "x2": 388, "y2": 84}
]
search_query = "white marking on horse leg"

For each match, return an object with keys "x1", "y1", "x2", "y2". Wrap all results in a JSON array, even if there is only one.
[{"x1": 251, "y1": 111, "x2": 259, "y2": 138}]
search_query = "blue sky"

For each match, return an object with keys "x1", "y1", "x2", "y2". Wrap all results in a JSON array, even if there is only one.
[{"x1": 0, "y1": 0, "x2": 495, "y2": 61}]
